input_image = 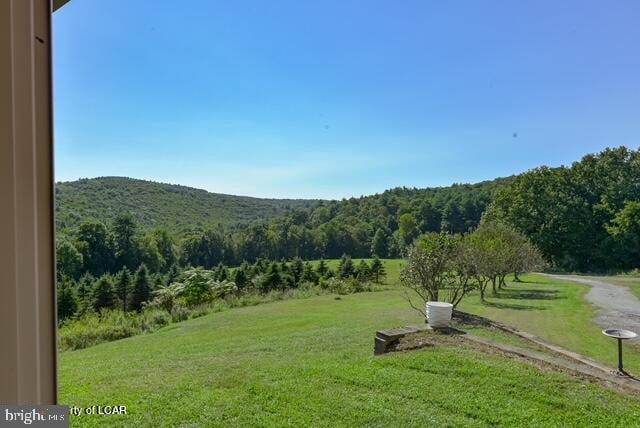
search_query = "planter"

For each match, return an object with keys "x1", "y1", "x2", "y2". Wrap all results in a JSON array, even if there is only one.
[{"x1": 426, "y1": 301, "x2": 453, "y2": 328}]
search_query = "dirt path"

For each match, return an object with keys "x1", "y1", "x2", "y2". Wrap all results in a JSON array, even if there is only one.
[{"x1": 545, "y1": 274, "x2": 640, "y2": 333}]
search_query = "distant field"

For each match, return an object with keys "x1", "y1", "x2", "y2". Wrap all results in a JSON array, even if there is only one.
[
  {"x1": 60, "y1": 267, "x2": 640, "y2": 427},
  {"x1": 308, "y1": 258, "x2": 404, "y2": 285}
]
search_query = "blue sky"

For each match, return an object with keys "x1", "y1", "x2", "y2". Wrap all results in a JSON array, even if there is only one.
[{"x1": 53, "y1": 0, "x2": 640, "y2": 199}]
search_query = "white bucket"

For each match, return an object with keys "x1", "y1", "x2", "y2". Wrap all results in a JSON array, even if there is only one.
[{"x1": 426, "y1": 301, "x2": 453, "y2": 328}]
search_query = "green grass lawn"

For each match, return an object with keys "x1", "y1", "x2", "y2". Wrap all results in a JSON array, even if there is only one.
[
  {"x1": 458, "y1": 274, "x2": 640, "y2": 373},
  {"x1": 60, "y1": 264, "x2": 640, "y2": 427}
]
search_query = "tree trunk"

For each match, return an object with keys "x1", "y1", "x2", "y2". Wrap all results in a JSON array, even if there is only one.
[
  {"x1": 514, "y1": 272, "x2": 521, "y2": 282},
  {"x1": 491, "y1": 277, "x2": 497, "y2": 295}
]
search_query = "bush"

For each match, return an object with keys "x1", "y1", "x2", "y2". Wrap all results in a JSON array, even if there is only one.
[{"x1": 170, "y1": 302, "x2": 191, "y2": 322}]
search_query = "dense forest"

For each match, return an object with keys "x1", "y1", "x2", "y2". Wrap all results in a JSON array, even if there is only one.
[{"x1": 56, "y1": 146, "x2": 640, "y2": 283}]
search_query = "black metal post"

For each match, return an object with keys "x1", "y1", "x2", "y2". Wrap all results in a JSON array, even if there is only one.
[{"x1": 618, "y1": 338, "x2": 623, "y2": 371}]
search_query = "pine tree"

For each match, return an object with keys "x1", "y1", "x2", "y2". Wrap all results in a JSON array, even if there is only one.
[
  {"x1": 115, "y1": 268, "x2": 132, "y2": 312},
  {"x1": 76, "y1": 273, "x2": 94, "y2": 315},
  {"x1": 316, "y1": 259, "x2": 329, "y2": 277},
  {"x1": 338, "y1": 254, "x2": 355, "y2": 279},
  {"x1": 301, "y1": 262, "x2": 318, "y2": 284},
  {"x1": 92, "y1": 275, "x2": 116, "y2": 312},
  {"x1": 57, "y1": 279, "x2": 78, "y2": 321},
  {"x1": 233, "y1": 267, "x2": 248, "y2": 290},
  {"x1": 356, "y1": 260, "x2": 371, "y2": 281},
  {"x1": 215, "y1": 262, "x2": 229, "y2": 281},
  {"x1": 369, "y1": 257, "x2": 386, "y2": 284},
  {"x1": 291, "y1": 257, "x2": 304, "y2": 284},
  {"x1": 260, "y1": 262, "x2": 282, "y2": 292},
  {"x1": 131, "y1": 264, "x2": 152, "y2": 312}
]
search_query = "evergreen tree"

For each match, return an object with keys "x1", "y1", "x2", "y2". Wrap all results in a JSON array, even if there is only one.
[
  {"x1": 369, "y1": 257, "x2": 386, "y2": 283},
  {"x1": 215, "y1": 262, "x2": 229, "y2": 281},
  {"x1": 301, "y1": 262, "x2": 318, "y2": 284},
  {"x1": 356, "y1": 259, "x2": 371, "y2": 281},
  {"x1": 131, "y1": 264, "x2": 152, "y2": 312},
  {"x1": 291, "y1": 257, "x2": 304, "y2": 284},
  {"x1": 166, "y1": 264, "x2": 180, "y2": 285},
  {"x1": 92, "y1": 275, "x2": 116, "y2": 312},
  {"x1": 338, "y1": 254, "x2": 355, "y2": 279},
  {"x1": 115, "y1": 268, "x2": 132, "y2": 312},
  {"x1": 76, "y1": 273, "x2": 94, "y2": 315},
  {"x1": 57, "y1": 279, "x2": 78, "y2": 321},
  {"x1": 233, "y1": 266, "x2": 249, "y2": 290},
  {"x1": 316, "y1": 259, "x2": 329, "y2": 277},
  {"x1": 260, "y1": 262, "x2": 282, "y2": 292}
]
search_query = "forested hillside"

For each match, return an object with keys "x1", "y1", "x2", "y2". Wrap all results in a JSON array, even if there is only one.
[
  {"x1": 55, "y1": 177, "x2": 319, "y2": 234},
  {"x1": 55, "y1": 146, "x2": 640, "y2": 280},
  {"x1": 55, "y1": 177, "x2": 504, "y2": 280}
]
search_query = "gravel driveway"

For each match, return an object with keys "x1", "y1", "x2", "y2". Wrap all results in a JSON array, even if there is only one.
[{"x1": 545, "y1": 274, "x2": 640, "y2": 334}]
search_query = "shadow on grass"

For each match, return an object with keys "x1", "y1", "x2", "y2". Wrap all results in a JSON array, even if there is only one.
[
  {"x1": 512, "y1": 279, "x2": 549, "y2": 285},
  {"x1": 497, "y1": 288, "x2": 561, "y2": 301},
  {"x1": 481, "y1": 300, "x2": 544, "y2": 311}
]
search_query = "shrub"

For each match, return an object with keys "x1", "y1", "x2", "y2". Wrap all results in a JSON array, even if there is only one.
[
  {"x1": 58, "y1": 308, "x2": 173, "y2": 351},
  {"x1": 170, "y1": 302, "x2": 191, "y2": 322}
]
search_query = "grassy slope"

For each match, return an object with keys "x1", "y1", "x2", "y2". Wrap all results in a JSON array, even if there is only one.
[
  {"x1": 60, "y1": 266, "x2": 640, "y2": 427},
  {"x1": 55, "y1": 177, "x2": 318, "y2": 233}
]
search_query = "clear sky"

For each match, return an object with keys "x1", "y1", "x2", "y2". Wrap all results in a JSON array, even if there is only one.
[{"x1": 53, "y1": 0, "x2": 640, "y2": 199}]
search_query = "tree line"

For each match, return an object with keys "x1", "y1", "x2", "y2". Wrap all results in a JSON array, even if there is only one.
[
  {"x1": 490, "y1": 146, "x2": 640, "y2": 271},
  {"x1": 57, "y1": 181, "x2": 497, "y2": 281},
  {"x1": 57, "y1": 255, "x2": 387, "y2": 322}
]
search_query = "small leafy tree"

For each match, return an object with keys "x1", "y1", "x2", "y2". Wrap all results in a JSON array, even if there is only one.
[
  {"x1": 210, "y1": 279, "x2": 238, "y2": 300},
  {"x1": 151, "y1": 283, "x2": 181, "y2": 312},
  {"x1": 177, "y1": 267, "x2": 215, "y2": 306},
  {"x1": 400, "y1": 233, "x2": 471, "y2": 317}
]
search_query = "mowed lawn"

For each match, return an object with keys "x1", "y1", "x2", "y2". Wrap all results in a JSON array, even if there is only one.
[
  {"x1": 60, "y1": 264, "x2": 640, "y2": 427},
  {"x1": 458, "y1": 274, "x2": 640, "y2": 374}
]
